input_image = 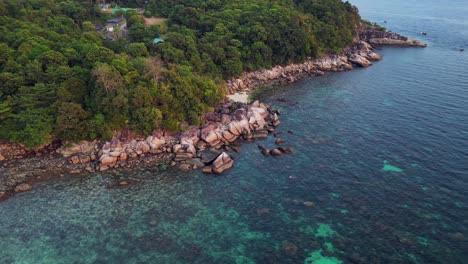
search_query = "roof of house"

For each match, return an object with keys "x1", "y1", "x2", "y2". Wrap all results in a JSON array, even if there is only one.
[
  {"x1": 106, "y1": 17, "x2": 126, "y2": 24},
  {"x1": 153, "y1": 38, "x2": 164, "y2": 44}
]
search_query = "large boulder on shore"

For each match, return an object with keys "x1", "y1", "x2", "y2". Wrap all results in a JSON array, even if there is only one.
[
  {"x1": 212, "y1": 152, "x2": 234, "y2": 174},
  {"x1": 199, "y1": 149, "x2": 222, "y2": 164},
  {"x1": 348, "y1": 54, "x2": 372, "y2": 67},
  {"x1": 100, "y1": 156, "x2": 117, "y2": 166}
]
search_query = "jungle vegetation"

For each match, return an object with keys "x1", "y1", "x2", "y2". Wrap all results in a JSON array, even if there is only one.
[{"x1": 0, "y1": 0, "x2": 360, "y2": 148}]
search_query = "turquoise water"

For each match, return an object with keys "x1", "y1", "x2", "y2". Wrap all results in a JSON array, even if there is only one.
[{"x1": 1, "y1": 0, "x2": 468, "y2": 263}]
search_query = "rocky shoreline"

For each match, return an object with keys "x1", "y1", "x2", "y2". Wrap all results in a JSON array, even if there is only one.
[
  {"x1": 0, "y1": 100, "x2": 287, "y2": 201},
  {"x1": 0, "y1": 26, "x2": 426, "y2": 201},
  {"x1": 227, "y1": 26, "x2": 426, "y2": 95}
]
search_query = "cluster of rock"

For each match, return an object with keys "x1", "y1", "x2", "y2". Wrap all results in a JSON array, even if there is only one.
[
  {"x1": 258, "y1": 138, "x2": 293, "y2": 157},
  {"x1": 359, "y1": 25, "x2": 427, "y2": 47},
  {"x1": 94, "y1": 100, "x2": 280, "y2": 174},
  {"x1": 0, "y1": 100, "x2": 282, "y2": 198},
  {"x1": 226, "y1": 40, "x2": 384, "y2": 94},
  {"x1": 227, "y1": 26, "x2": 426, "y2": 95},
  {"x1": 0, "y1": 141, "x2": 61, "y2": 161}
]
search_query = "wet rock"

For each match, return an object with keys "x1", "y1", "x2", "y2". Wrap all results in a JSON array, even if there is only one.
[
  {"x1": 281, "y1": 242, "x2": 298, "y2": 256},
  {"x1": 212, "y1": 152, "x2": 234, "y2": 174},
  {"x1": 278, "y1": 147, "x2": 293, "y2": 154},
  {"x1": 231, "y1": 145, "x2": 241, "y2": 152},
  {"x1": 199, "y1": 150, "x2": 222, "y2": 164},
  {"x1": 118, "y1": 181, "x2": 129, "y2": 186},
  {"x1": 275, "y1": 138, "x2": 285, "y2": 145},
  {"x1": 261, "y1": 148, "x2": 270, "y2": 156},
  {"x1": 256, "y1": 208, "x2": 270, "y2": 216},
  {"x1": 70, "y1": 169, "x2": 81, "y2": 174},
  {"x1": 179, "y1": 163, "x2": 192, "y2": 172},
  {"x1": 14, "y1": 183, "x2": 32, "y2": 192},
  {"x1": 185, "y1": 158, "x2": 205, "y2": 168},
  {"x1": 270, "y1": 149, "x2": 282, "y2": 156},
  {"x1": 202, "y1": 166, "x2": 213, "y2": 174}
]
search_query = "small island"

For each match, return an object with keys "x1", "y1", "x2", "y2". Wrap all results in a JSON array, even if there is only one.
[{"x1": 0, "y1": 0, "x2": 425, "y2": 200}]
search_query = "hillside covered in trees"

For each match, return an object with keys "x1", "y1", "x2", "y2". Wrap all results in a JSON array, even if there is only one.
[{"x1": 0, "y1": 0, "x2": 361, "y2": 148}]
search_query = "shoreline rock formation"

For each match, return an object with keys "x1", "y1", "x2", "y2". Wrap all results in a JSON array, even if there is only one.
[
  {"x1": 0, "y1": 26, "x2": 426, "y2": 201},
  {"x1": 0, "y1": 100, "x2": 281, "y2": 200},
  {"x1": 226, "y1": 26, "x2": 426, "y2": 95}
]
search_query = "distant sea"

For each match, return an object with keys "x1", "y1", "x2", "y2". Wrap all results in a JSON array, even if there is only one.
[{"x1": 1, "y1": 0, "x2": 467, "y2": 263}]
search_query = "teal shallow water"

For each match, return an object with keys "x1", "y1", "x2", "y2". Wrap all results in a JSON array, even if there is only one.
[{"x1": 1, "y1": 0, "x2": 468, "y2": 263}]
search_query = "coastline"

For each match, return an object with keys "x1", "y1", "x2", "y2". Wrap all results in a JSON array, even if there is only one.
[
  {"x1": 227, "y1": 25, "x2": 427, "y2": 99},
  {"x1": 0, "y1": 26, "x2": 426, "y2": 201}
]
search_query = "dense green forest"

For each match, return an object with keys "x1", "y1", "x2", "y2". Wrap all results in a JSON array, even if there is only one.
[{"x1": 0, "y1": 0, "x2": 360, "y2": 148}]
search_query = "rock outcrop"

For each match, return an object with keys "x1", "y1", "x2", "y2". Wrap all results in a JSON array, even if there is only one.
[
  {"x1": 226, "y1": 26, "x2": 426, "y2": 95},
  {"x1": 359, "y1": 25, "x2": 427, "y2": 48},
  {"x1": 210, "y1": 152, "x2": 234, "y2": 175}
]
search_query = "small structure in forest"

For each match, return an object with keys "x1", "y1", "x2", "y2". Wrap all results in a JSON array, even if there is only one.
[
  {"x1": 105, "y1": 17, "x2": 126, "y2": 32},
  {"x1": 100, "y1": 17, "x2": 127, "y2": 41},
  {"x1": 153, "y1": 38, "x2": 164, "y2": 44}
]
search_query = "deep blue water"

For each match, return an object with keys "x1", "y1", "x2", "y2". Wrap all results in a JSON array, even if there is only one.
[{"x1": 1, "y1": 0, "x2": 468, "y2": 263}]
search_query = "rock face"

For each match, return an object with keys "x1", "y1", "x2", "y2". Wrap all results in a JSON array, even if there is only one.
[
  {"x1": 211, "y1": 152, "x2": 234, "y2": 174},
  {"x1": 360, "y1": 25, "x2": 427, "y2": 48}
]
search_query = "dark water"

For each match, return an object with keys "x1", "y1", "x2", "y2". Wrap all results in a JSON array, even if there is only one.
[{"x1": 1, "y1": 0, "x2": 468, "y2": 263}]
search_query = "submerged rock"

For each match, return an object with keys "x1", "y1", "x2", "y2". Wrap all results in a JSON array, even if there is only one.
[
  {"x1": 14, "y1": 183, "x2": 32, "y2": 193},
  {"x1": 179, "y1": 163, "x2": 192, "y2": 172},
  {"x1": 270, "y1": 149, "x2": 282, "y2": 156},
  {"x1": 118, "y1": 181, "x2": 129, "y2": 186},
  {"x1": 275, "y1": 138, "x2": 285, "y2": 145},
  {"x1": 278, "y1": 146, "x2": 293, "y2": 154},
  {"x1": 281, "y1": 242, "x2": 298, "y2": 256}
]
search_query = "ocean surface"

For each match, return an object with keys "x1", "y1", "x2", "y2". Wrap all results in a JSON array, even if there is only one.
[{"x1": 1, "y1": 0, "x2": 468, "y2": 263}]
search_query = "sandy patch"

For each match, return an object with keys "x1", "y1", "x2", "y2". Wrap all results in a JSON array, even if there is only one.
[
  {"x1": 227, "y1": 92, "x2": 250, "y2": 103},
  {"x1": 143, "y1": 17, "x2": 168, "y2": 26}
]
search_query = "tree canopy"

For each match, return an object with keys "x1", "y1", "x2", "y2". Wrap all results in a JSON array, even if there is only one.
[{"x1": 0, "y1": 0, "x2": 360, "y2": 148}]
